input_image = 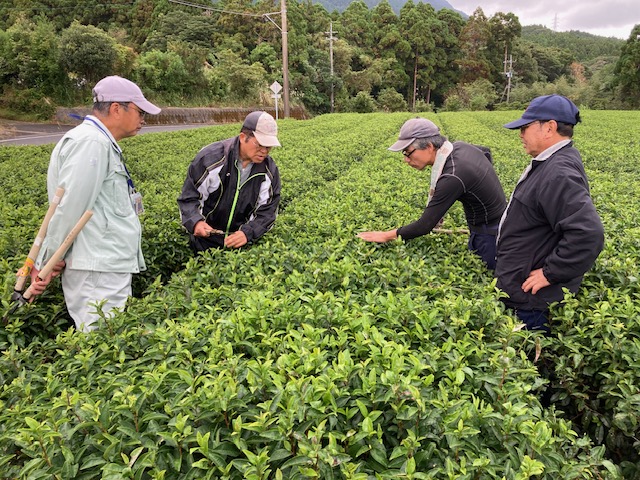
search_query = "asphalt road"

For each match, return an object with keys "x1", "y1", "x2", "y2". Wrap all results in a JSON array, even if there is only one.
[{"x1": 0, "y1": 120, "x2": 209, "y2": 146}]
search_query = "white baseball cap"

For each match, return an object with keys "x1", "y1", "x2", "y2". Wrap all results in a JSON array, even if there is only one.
[{"x1": 92, "y1": 75, "x2": 161, "y2": 115}]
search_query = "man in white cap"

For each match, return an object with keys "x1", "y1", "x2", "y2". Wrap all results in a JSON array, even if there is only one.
[
  {"x1": 497, "y1": 94, "x2": 604, "y2": 334},
  {"x1": 358, "y1": 117, "x2": 506, "y2": 269},
  {"x1": 31, "y1": 75, "x2": 161, "y2": 332},
  {"x1": 178, "y1": 111, "x2": 282, "y2": 251}
]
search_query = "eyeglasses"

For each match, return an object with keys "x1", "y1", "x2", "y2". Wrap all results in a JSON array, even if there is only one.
[
  {"x1": 121, "y1": 103, "x2": 146, "y2": 119},
  {"x1": 129, "y1": 104, "x2": 146, "y2": 119},
  {"x1": 520, "y1": 120, "x2": 547, "y2": 133},
  {"x1": 249, "y1": 136, "x2": 271, "y2": 151},
  {"x1": 402, "y1": 148, "x2": 417, "y2": 158}
]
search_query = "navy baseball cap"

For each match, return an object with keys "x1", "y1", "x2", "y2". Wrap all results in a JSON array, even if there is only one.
[{"x1": 504, "y1": 94, "x2": 581, "y2": 129}]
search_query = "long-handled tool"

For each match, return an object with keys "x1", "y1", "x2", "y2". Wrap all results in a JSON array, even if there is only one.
[
  {"x1": 433, "y1": 227, "x2": 470, "y2": 235},
  {"x1": 13, "y1": 186, "x2": 65, "y2": 293},
  {"x1": 2, "y1": 210, "x2": 93, "y2": 322}
]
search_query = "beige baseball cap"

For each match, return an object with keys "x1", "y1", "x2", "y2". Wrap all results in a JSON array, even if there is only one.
[{"x1": 242, "y1": 111, "x2": 281, "y2": 147}]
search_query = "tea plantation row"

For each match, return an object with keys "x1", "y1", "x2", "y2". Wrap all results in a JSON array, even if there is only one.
[{"x1": 1, "y1": 111, "x2": 639, "y2": 479}]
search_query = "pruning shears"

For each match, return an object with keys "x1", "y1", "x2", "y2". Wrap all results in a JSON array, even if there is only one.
[{"x1": 2, "y1": 186, "x2": 94, "y2": 322}]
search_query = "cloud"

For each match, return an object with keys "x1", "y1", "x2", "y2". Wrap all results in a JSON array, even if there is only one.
[
  {"x1": 564, "y1": 2, "x2": 637, "y2": 29},
  {"x1": 449, "y1": 0, "x2": 637, "y2": 38}
]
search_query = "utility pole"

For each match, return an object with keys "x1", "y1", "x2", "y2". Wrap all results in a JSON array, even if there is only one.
[
  {"x1": 264, "y1": 1, "x2": 290, "y2": 117},
  {"x1": 325, "y1": 22, "x2": 336, "y2": 113},
  {"x1": 168, "y1": 0, "x2": 290, "y2": 118},
  {"x1": 502, "y1": 52, "x2": 514, "y2": 103},
  {"x1": 280, "y1": 0, "x2": 290, "y2": 118}
]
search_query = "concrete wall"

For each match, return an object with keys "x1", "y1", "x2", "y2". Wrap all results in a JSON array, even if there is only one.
[{"x1": 55, "y1": 106, "x2": 310, "y2": 126}]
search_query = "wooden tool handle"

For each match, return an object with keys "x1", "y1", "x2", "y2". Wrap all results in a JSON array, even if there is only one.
[
  {"x1": 14, "y1": 186, "x2": 65, "y2": 292},
  {"x1": 23, "y1": 210, "x2": 93, "y2": 301}
]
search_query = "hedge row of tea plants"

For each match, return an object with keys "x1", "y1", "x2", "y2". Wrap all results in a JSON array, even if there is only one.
[{"x1": 1, "y1": 110, "x2": 638, "y2": 479}]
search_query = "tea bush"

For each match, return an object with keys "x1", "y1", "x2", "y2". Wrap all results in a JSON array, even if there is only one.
[{"x1": 2, "y1": 110, "x2": 639, "y2": 478}]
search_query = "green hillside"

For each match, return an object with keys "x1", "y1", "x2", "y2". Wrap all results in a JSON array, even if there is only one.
[
  {"x1": 0, "y1": 0, "x2": 636, "y2": 116},
  {"x1": 522, "y1": 25, "x2": 625, "y2": 62},
  {"x1": 314, "y1": 0, "x2": 466, "y2": 15}
]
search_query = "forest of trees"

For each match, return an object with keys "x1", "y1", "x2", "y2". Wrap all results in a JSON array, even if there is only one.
[{"x1": 0, "y1": 0, "x2": 638, "y2": 120}]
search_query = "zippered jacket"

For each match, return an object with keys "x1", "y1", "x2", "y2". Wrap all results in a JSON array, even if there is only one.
[
  {"x1": 495, "y1": 142, "x2": 604, "y2": 310},
  {"x1": 177, "y1": 136, "x2": 281, "y2": 244},
  {"x1": 35, "y1": 116, "x2": 145, "y2": 273}
]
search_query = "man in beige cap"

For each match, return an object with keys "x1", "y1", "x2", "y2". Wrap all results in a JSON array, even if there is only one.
[
  {"x1": 358, "y1": 117, "x2": 506, "y2": 269},
  {"x1": 178, "y1": 111, "x2": 282, "y2": 252},
  {"x1": 30, "y1": 75, "x2": 161, "y2": 332}
]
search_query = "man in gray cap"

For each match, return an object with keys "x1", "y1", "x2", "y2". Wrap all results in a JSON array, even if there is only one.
[
  {"x1": 358, "y1": 117, "x2": 506, "y2": 269},
  {"x1": 30, "y1": 75, "x2": 161, "y2": 332},
  {"x1": 178, "y1": 111, "x2": 282, "y2": 252},
  {"x1": 497, "y1": 94, "x2": 604, "y2": 334}
]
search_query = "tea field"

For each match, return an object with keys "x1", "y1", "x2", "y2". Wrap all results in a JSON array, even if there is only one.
[{"x1": 1, "y1": 110, "x2": 639, "y2": 479}]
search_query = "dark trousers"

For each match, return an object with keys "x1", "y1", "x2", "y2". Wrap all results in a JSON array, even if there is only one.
[
  {"x1": 516, "y1": 308, "x2": 551, "y2": 335},
  {"x1": 468, "y1": 231, "x2": 497, "y2": 270},
  {"x1": 189, "y1": 233, "x2": 225, "y2": 253}
]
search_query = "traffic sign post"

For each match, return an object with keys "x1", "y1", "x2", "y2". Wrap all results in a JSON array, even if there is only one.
[{"x1": 270, "y1": 82, "x2": 283, "y2": 120}]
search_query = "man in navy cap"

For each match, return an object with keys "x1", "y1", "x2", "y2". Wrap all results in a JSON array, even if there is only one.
[
  {"x1": 358, "y1": 117, "x2": 506, "y2": 269},
  {"x1": 178, "y1": 111, "x2": 281, "y2": 252},
  {"x1": 496, "y1": 94, "x2": 604, "y2": 334}
]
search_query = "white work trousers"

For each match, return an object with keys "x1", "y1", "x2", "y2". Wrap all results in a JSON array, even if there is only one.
[{"x1": 62, "y1": 269, "x2": 132, "y2": 333}]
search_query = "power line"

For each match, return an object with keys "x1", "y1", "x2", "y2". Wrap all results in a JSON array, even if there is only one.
[
  {"x1": 167, "y1": 0, "x2": 290, "y2": 118},
  {"x1": 167, "y1": 0, "x2": 279, "y2": 18}
]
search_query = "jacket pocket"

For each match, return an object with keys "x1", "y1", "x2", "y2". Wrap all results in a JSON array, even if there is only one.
[{"x1": 111, "y1": 169, "x2": 133, "y2": 217}]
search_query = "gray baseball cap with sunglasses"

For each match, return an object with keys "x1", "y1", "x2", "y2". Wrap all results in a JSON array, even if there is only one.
[{"x1": 388, "y1": 117, "x2": 440, "y2": 151}]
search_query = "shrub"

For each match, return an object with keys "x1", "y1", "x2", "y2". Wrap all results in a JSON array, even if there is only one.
[
  {"x1": 0, "y1": 87, "x2": 57, "y2": 120},
  {"x1": 442, "y1": 93, "x2": 463, "y2": 111},
  {"x1": 2, "y1": 111, "x2": 637, "y2": 478},
  {"x1": 346, "y1": 91, "x2": 377, "y2": 113},
  {"x1": 377, "y1": 88, "x2": 407, "y2": 112}
]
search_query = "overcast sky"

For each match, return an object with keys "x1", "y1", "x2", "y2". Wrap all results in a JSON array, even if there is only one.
[{"x1": 450, "y1": 1, "x2": 638, "y2": 39}]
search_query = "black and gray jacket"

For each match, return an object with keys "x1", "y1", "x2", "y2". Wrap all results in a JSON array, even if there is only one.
[{"x1": 178, "y1": 136, "x2": 281, "y2": 245}]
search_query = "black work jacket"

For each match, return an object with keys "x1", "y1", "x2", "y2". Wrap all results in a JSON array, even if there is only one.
[{"x1": 397, "y1": 142, "x2": 506, "y2": 239}]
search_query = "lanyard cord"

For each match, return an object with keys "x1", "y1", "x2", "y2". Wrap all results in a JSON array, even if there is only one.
[{"x1": 70, "y1": 114, "x2": 137, "y2": 192}]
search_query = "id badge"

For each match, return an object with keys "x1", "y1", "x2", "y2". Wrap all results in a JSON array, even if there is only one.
[{"x1": 130, "y1": 191, "x2": 144, "y2": 215}]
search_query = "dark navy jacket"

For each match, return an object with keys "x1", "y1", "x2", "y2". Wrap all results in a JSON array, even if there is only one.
[{"x1": 496, "y1": 141, "x2": 604, "y2": 310}]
